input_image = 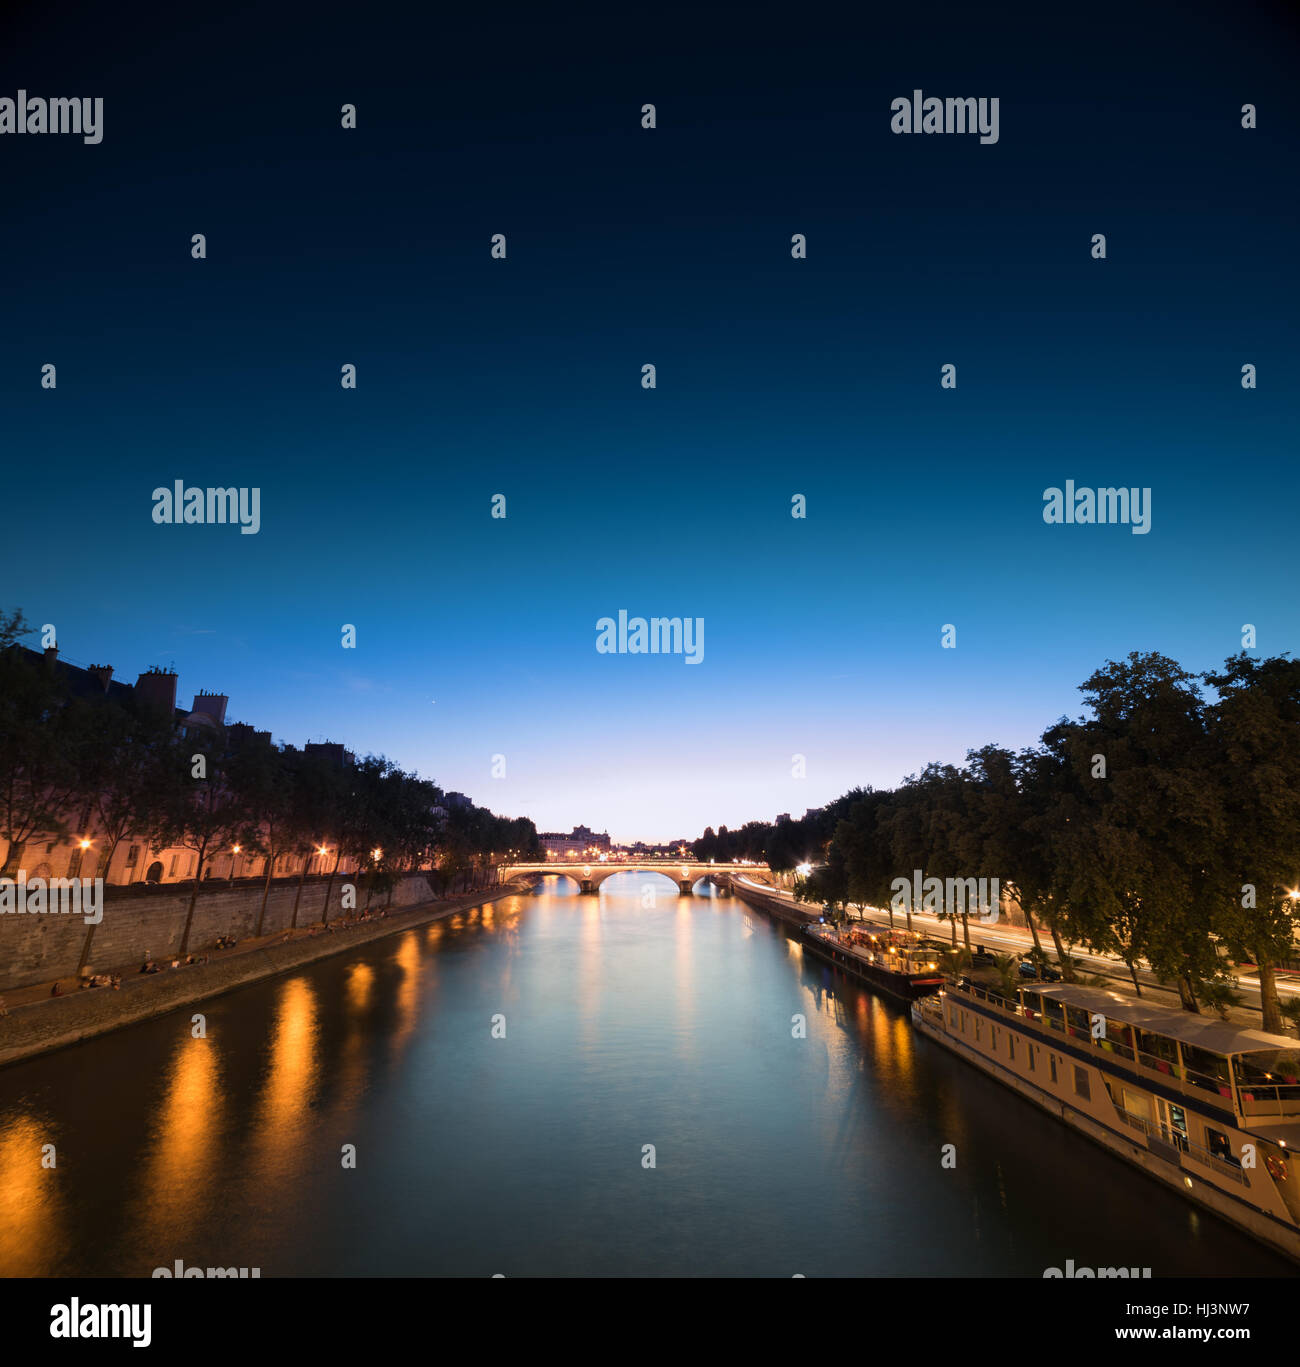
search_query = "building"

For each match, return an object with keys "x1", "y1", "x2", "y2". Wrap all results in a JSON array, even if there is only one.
[
  {"x1": 540, "y1": 825, "x2": 612, "y2": 858},
  {"x1": 0, "y1": 645, "x2": 362, "y2": 888}
]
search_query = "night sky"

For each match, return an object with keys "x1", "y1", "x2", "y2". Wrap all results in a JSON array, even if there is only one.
[{"x1": 3, "y1": 0, "x2": 1297, "y2": 840}]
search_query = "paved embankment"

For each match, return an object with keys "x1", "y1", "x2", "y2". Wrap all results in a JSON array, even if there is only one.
[
  {"x1": 729, "y1": 880, "x2": 818, "y2": 927},
  {"x1": 0, "y1": 883, "x2": 524, "y2": 1069}
]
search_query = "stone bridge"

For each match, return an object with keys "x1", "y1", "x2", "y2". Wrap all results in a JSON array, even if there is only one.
[{"x1": 503, "y1": 861, "x2": 774, "y2": 896}]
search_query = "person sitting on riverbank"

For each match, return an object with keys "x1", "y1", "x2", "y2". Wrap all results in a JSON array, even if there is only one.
[{"x1": 50, "y1": 982, "x2": 62, "y2": 997}]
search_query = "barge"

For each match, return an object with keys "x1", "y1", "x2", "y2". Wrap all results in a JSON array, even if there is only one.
[
  {"x1": 803, "y1": 923, "x2": 945, "y2": 1002},
  {"x1": 912, "y1": 978, "x2": 1300, "y2": 1262}
]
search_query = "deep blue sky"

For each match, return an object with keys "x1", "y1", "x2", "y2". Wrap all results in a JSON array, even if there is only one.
[{"x1": 2, "y1": 0, "x2": 1297, "y2": 841}]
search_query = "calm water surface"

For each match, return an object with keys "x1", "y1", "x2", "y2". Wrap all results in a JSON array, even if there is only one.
[{"x1": 0, "y1": 875, "x2": 1292, "y2": 1277}]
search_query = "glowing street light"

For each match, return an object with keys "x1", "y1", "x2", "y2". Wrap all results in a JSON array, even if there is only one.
[{"x1": 796, "y1": 862, "x2": 812, "y2": 877}]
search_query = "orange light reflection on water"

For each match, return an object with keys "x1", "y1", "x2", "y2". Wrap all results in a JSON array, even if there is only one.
[{"x1": 0, "y1": 1111, "x2": 64, "y2": 1275}]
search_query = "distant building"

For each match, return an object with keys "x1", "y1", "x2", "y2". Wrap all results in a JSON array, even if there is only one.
[{"x1": 540, "y1": 825, "x2": 612, "y2": 857}]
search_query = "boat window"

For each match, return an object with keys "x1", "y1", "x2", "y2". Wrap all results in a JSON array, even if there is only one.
[
  {"x1": 1100, "y1": 1019, "x2": 1135, "y2": 1058},
  {"x1": 1135, "y1": 1030, "x2": 1180, "y2": 1075},
  {"x1": 1027, "y1": 1044, "x2": 1035, "y2": 1072},
  {"x1": 1049, "y1": 1055, "x2": 1057, "y2": 1084},
  {"x1": 1065, "y1": 1006, "x2": 1092, "y2": 1041},
  {"x1": 1204, "y1": 1127, "x2": 1237, "y2": 1163},
  {"x1": 1180, "y1": 1043, "x2": 1231, "y2": 1095},
  {"x1": 1021, "y1": 990, "x2": 1043, "y2": 1020},
  {"x1": 1043, "y1": 999, "x2": 1065, "y2": 1032},
  {"x1": 1234, "y1": 1050, "x2": 1300, "y2": 1089},
  {"x1": 1074, "y1": 1067, "x2": 1090, "y2": 1100}
]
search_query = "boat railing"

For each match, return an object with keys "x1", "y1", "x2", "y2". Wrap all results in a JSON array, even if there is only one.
[
  {"x1": 943, "y1": 978, "x2": 1238, "y2": 1113},
  {"x1": 1114, "y1": 1106, "x2": 1249, "y2": 1186},
  {"x1": 1238, "y1": 1083, "x2": 1300, "y2": 1120}
]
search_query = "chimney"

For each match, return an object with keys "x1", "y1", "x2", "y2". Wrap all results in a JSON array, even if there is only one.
[
  {"x1": 86, "y1": 664, "x2": 114, "y2": 693},
  {"x1": 192, "y1": 691, "x2": 229, "y2": 725},
  {"x1": 134, "y1": 667, "x2": 178, "y2": 713}
]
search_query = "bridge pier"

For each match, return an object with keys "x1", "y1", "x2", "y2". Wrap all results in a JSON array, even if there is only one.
[{"x1": 678, "y1": 879, "x2": 695, "y2": 896}]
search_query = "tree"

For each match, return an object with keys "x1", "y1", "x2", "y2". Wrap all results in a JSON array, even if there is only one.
[
  {"x1": 75, "y1": 693, "x2": 178, "y2": 887},
  {"x1": 226, "y1": 734, "x2": 298, "y2": 937},
  {"x1": 0, "y1": 634, "x2": 81, "y2": 876},
  {"x1": 1202, "y1": 654, "x2": 1300, "y2": 1034},
  {"x1": 151, "y1": 726, "x2": 258, "y2": 954},
  {"x1": 836, "y1": 788, "x2": 896, "y2": 921}
]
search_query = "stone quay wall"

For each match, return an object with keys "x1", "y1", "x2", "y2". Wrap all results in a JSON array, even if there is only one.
[
  {"x1": 0, "y1": 883, "x2": 523, "y2": 1069},
  {"x1": 0, "y1": 872, "x2": 443, "y2": 992}
]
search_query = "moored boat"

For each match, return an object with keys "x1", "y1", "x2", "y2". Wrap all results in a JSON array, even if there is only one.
[
  {"x1": 803, "y1": 922, "x2": 945, "y2": 1002},
  {"x1": 912, "y1": 977, "x2": 1300, "y2": 1262}
]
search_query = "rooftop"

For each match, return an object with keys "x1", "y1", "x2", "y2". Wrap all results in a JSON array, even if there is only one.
[{"x1": 1027, "y1": 982, "x2": 1300, "y2": 1057}]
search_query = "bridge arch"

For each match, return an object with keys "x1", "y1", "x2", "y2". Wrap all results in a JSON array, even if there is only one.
[
  {"x1": 504, "y1": 861, "x2": 770, "y2": 897},
  {"x1": 518, "y1": 871, "x2": 581, "y2": 894},
  {"x1": 590, "y1": 866, "x2": 682, "y2": 895}
]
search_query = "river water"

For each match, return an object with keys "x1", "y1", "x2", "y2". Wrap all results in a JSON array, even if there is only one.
[{"x1": 0, "y1": 874, "x2": 1291, "y2": 1277}]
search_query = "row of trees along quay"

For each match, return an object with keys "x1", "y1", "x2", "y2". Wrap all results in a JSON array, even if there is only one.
[
  {"x1": 0, "y1": 610, "x2": 542, "y2": 954},
  {"x1": 692, "y1": 652, "x2": 1300, "y2": 1036}
]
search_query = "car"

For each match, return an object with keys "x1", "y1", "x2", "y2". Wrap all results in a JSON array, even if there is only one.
[
  {"x1": 972, "y1": 945, "x2": 996, "y2": 963},
  {"x1": 1018, "y1": 958, "x2": 1062, "y2": 982}
]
